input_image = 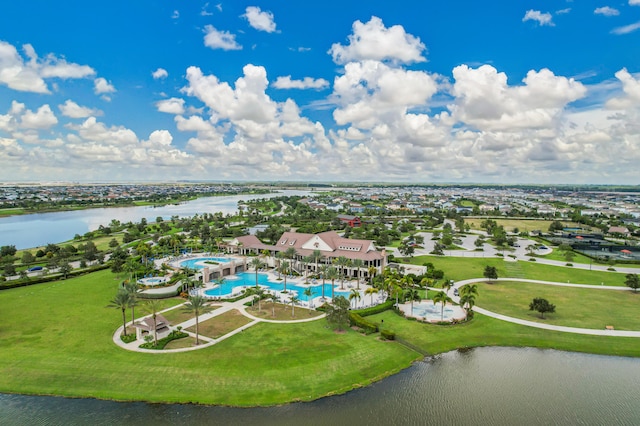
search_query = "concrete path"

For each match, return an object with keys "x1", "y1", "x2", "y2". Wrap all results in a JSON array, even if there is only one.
[{"x1": 451, "y1": 278, "x2": 640, "y2": 337}]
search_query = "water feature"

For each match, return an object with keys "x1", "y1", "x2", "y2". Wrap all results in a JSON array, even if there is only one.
[
  {"x1": 409, "y1": 301, "x2": 465, "y2": 322},
  {"x1": 1, "y1": 347, "x2": 639, "y2": 425},
  {"x1": 177, "y1": 257, "x2": 231, "y2": 270},
  {"x1": 137, "y1": 277, "x2": 169, "y2": 286},
  {"x1": 0, "y1": 190, "x2": 311, "y2": 249}
]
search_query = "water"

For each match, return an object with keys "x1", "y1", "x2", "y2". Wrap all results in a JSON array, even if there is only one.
[
  {"x1": 1, "y1": 347, "x2": 639, "y2": 425},
  {"x1": 204, "y1": 271, "x2": 351, "y2": 301},
  {"x1": 0, "y1": 190, "x2": 311, "y2": 249},
  {"x1": 411, "y1": 302, "x2": 460, "y2": 321},
  {"x1": 177, "y1": 257, "x2": 231, "y2": 269}
]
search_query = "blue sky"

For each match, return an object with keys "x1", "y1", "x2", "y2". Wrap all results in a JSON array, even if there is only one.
[{"x1": 1, "y1": 1, "x2": 639, "y2": 184}]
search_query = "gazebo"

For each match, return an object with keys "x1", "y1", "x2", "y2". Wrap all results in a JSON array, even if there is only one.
[{"x1": 133, "y1": 314, "x2": 172, "y2": 341}]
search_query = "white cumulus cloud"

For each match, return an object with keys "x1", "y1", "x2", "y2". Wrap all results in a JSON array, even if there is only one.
[
  {"x1": 152, "y1": 68, "x2": 168, "y2": 79},
  {"x1": 242, "y1": 6, "x2": 277, "y2": 33},
  {"x1": 203, "y1": 25, "x2": 242, "y2": 50},
  {"x1": 155, "y1": 97, "x2": 186, "y2": 115},
  {"x1": 329, "y1": 16, "x2": 426, "y2": 65},
  {"x1": 594, "y1": 6, "x2": 620, "y2": 16},
  {"x1": 58, "y1": 100, "x2": 102, "y2": 118},
  {"x1": 0, "y1": 41, "x2": 95, "y2": 93},
  {"x1": 272, "y1": 76, "x2": 329, "y2": 90},
  {"x1": 523, "y1": 10, "x2": 554, "y2": 26},
  {"x1": 94, "y1": 77, "x2": 116, "y2": 94},
  {"x1": 20, "y1": 104, "x2": 58, "y2": 129}
]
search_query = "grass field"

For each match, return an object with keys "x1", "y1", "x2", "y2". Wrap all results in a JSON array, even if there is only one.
[
  {"x1": 409, "y1": 255, "x2": 630, "y2": 286},
  {"x1": 0, "y1": 269, "x2": 418, "y2": 406},
  {"x1": 475, "y1": 281, "x2": 640, "y2": 330},
  {"x1": 246, "y1": 301, "x2": 324, "y2": 320},
  {"x1": 464, "y1": 218, "x2": 583, "y2": 233},
  {"x1": 368, "y1": 311, "x2": 640, "y2": 358},
  {"x1": 186, "y1": 309, "x2": 253, "y2": 338}
]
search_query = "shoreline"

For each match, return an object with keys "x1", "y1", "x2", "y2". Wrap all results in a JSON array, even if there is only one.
[{"x1": 2, "y1": 344, "x2": 639, "y2": 408}]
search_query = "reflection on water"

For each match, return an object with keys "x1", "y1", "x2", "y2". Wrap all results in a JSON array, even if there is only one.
[
  {"x1": 1, "y1": 347, "x2": 639, "y2": 426},
  {"x1": 0, "y1": 191, "x2": 310, "y2": 249}
]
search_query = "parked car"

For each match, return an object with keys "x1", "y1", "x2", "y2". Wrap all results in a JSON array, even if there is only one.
[{"x1": 453, "y1": 288, "x2": 459, "y2": 296}]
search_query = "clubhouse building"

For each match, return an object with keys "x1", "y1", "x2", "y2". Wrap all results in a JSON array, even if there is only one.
[{"x1": 226, "y1": 230, "x2": 387, "y2": 279}]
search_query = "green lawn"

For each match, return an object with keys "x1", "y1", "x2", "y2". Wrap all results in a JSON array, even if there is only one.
[
  {"x1": 464, "y1": 218, "x2": 583, "y2": 233},
  {"x1": 186, "y1": 309, "x2": 252, "y2": 338},
  {"x1": 0, "y1": 269, "x2": 418, "y2": 406},
  {"x1": 475, "y1": 281, "x2": 640, "y2": 330},
  {"x1": 368, "y1": 311, "x2": 640, "y2": 358},
  {"x1": 408, "y1": 256, "x2": 630, "y2": 286}
]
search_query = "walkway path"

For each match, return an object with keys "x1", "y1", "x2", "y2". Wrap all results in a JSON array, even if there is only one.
[{"x1": 451, "y1": 278, "x2": 640, "y2": 337}]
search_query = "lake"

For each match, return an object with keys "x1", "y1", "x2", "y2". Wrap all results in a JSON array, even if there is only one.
[
  {"x1": 1, "y1": 347, "x2": 639, "y2": 425},
  {"x1": 0, "y1": 190, "x2": 310, "y2": 249}
]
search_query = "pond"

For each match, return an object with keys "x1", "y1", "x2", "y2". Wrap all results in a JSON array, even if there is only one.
[{"x1": 1, "y1": 347, "x2": 639, "y2": 425}]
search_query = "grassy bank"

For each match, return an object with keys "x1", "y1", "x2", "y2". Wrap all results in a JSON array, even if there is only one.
[
  {"x1": 369, "y1": 311, "x2": 640, "y2": 358},
  {"x1": 474, "y1": 280, "x2": 640, "y2": 330},
  {"x1": 408, "y1": 255, "x2": 631, "y2": 286},
  {"x1": 0, "y1": 269, "x2": 418, "y2": 406}
]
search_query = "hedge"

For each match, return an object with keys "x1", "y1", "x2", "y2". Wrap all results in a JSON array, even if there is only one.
[
  {"x1": 0, "y1": 264, "x2": 109, "y2": 291},
  {"x1": 348, "y1": 312, "x2": 378, "y2": 334},
  {"x1": 351, "y1": 300, "x2": 394, "y2": 317},
  {"x1": 380, "y1": 329, "x2": 395, "y2": 340}
]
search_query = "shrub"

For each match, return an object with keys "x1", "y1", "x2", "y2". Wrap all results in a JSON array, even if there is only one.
[
  {"x1": 120, "y1": 334, "x2": 136, "y2": 343},
  {"x1": 380, "y1": 329, "x2": 395, "y2": 340},
  {"x1": 139, "y1": 331, "x2": 188, "y2": 350},
  {"x1": 566, "y1": 263, "x2": 573, "y2": 267},
  {"x1": 348, "y1": 312, "x2": 378, "y2": 334},
  {"x1": 352, "y1": 300, "x2": 394, "y2": 317}
]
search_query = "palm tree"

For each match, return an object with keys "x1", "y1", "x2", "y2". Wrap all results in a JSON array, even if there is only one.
[
  {"x1": 390, "y1": 283, "x2": 403, "y2": 307},
  {"x1": 312, "y1": 249, "x2": 324, "y2": 275},
  {"x1": 443, "y1": 279, "x2": 453, "y2": 295},
  {"x1": 124, "y1": 257, "x2": 139, "y2": 282},
  {"x1": 333, "y1": 256, "x2": 350, "y2": 290},
  {"x1": 302, "y1": 255, "x2": 313, "y2": 282},
  {"x1": 255, "y1": 287, "x2": 265, "y2": 312},
  {"x1": 319, "y1": 264, "x2": 329, "y2": 300},
  {"x1": 368, "y1": 266, "x2": 377, "y2": 286},
  {"x1": 303, "y1": 287, "x2": 314, "y2": 309},
  {"x1": 459, "y1": 284, "x2": 479, "y2": 317},
  {"x1": 284, "y1": 247, "x2": 298, "y2": 273},
  {"x1": 325, "y1": 266, "x2": 339, "y2": 300},
  {"x1": 433, "y1": 291, "x2": 453, "y2": 321},
  {"x1": 349, "y1": 288, "x2": 361, "y2": 309},
  {"x1": 352, "y1": 259, "x2": 364, "y2": 290},
  {"x1": 275, "y1": 251, "x2": 286, "y2": 278},
  {"x1": 269, "y1": 293, "x2": 278, "y2": 317},
  {"x1": 405, "y1": 288, "x2": 420, "y2": 312},
  {"x1": 123, "y1": 281, "x2": 140, "y2": 324},
  {"x1": 144, "y1": 299, "x2": 162, "y2": 346},
  {"x1": 365, "y1": 286, "x2": 379, "y2": 305},
  {"x1": 249, "y1": 257, "x2": 263, "y2": 288},
  {"x1": 281, "y1": 260, "x2": 290, "y2": 292},
  {"x1": 108, "y1": 289, "x2": 132, "y2": 336},
  {"x1": 289, "y1": 295, "x2": 299, "y2": 317},
  {"x1": 182, "y1": 295, "x2": 212, "y2": 345}
]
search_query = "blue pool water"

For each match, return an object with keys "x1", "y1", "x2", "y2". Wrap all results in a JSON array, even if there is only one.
[
  {"x1": 204, "y1": 272, "x2": 351, "y2": 301},
  {"x1": 178, "y1": 257, "x2": 231, "y2": 270}
]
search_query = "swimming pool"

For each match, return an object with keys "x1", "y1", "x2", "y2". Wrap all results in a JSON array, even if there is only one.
[
  {"x1": 178, "y1": 257, "x2": 231, "y2": 270},
  {"x1": 203, "y1": 272, "x2": 350, "y2": 301},
  {"x1": 138, "y1": 276, "x2": 169, "y2": 286}
]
